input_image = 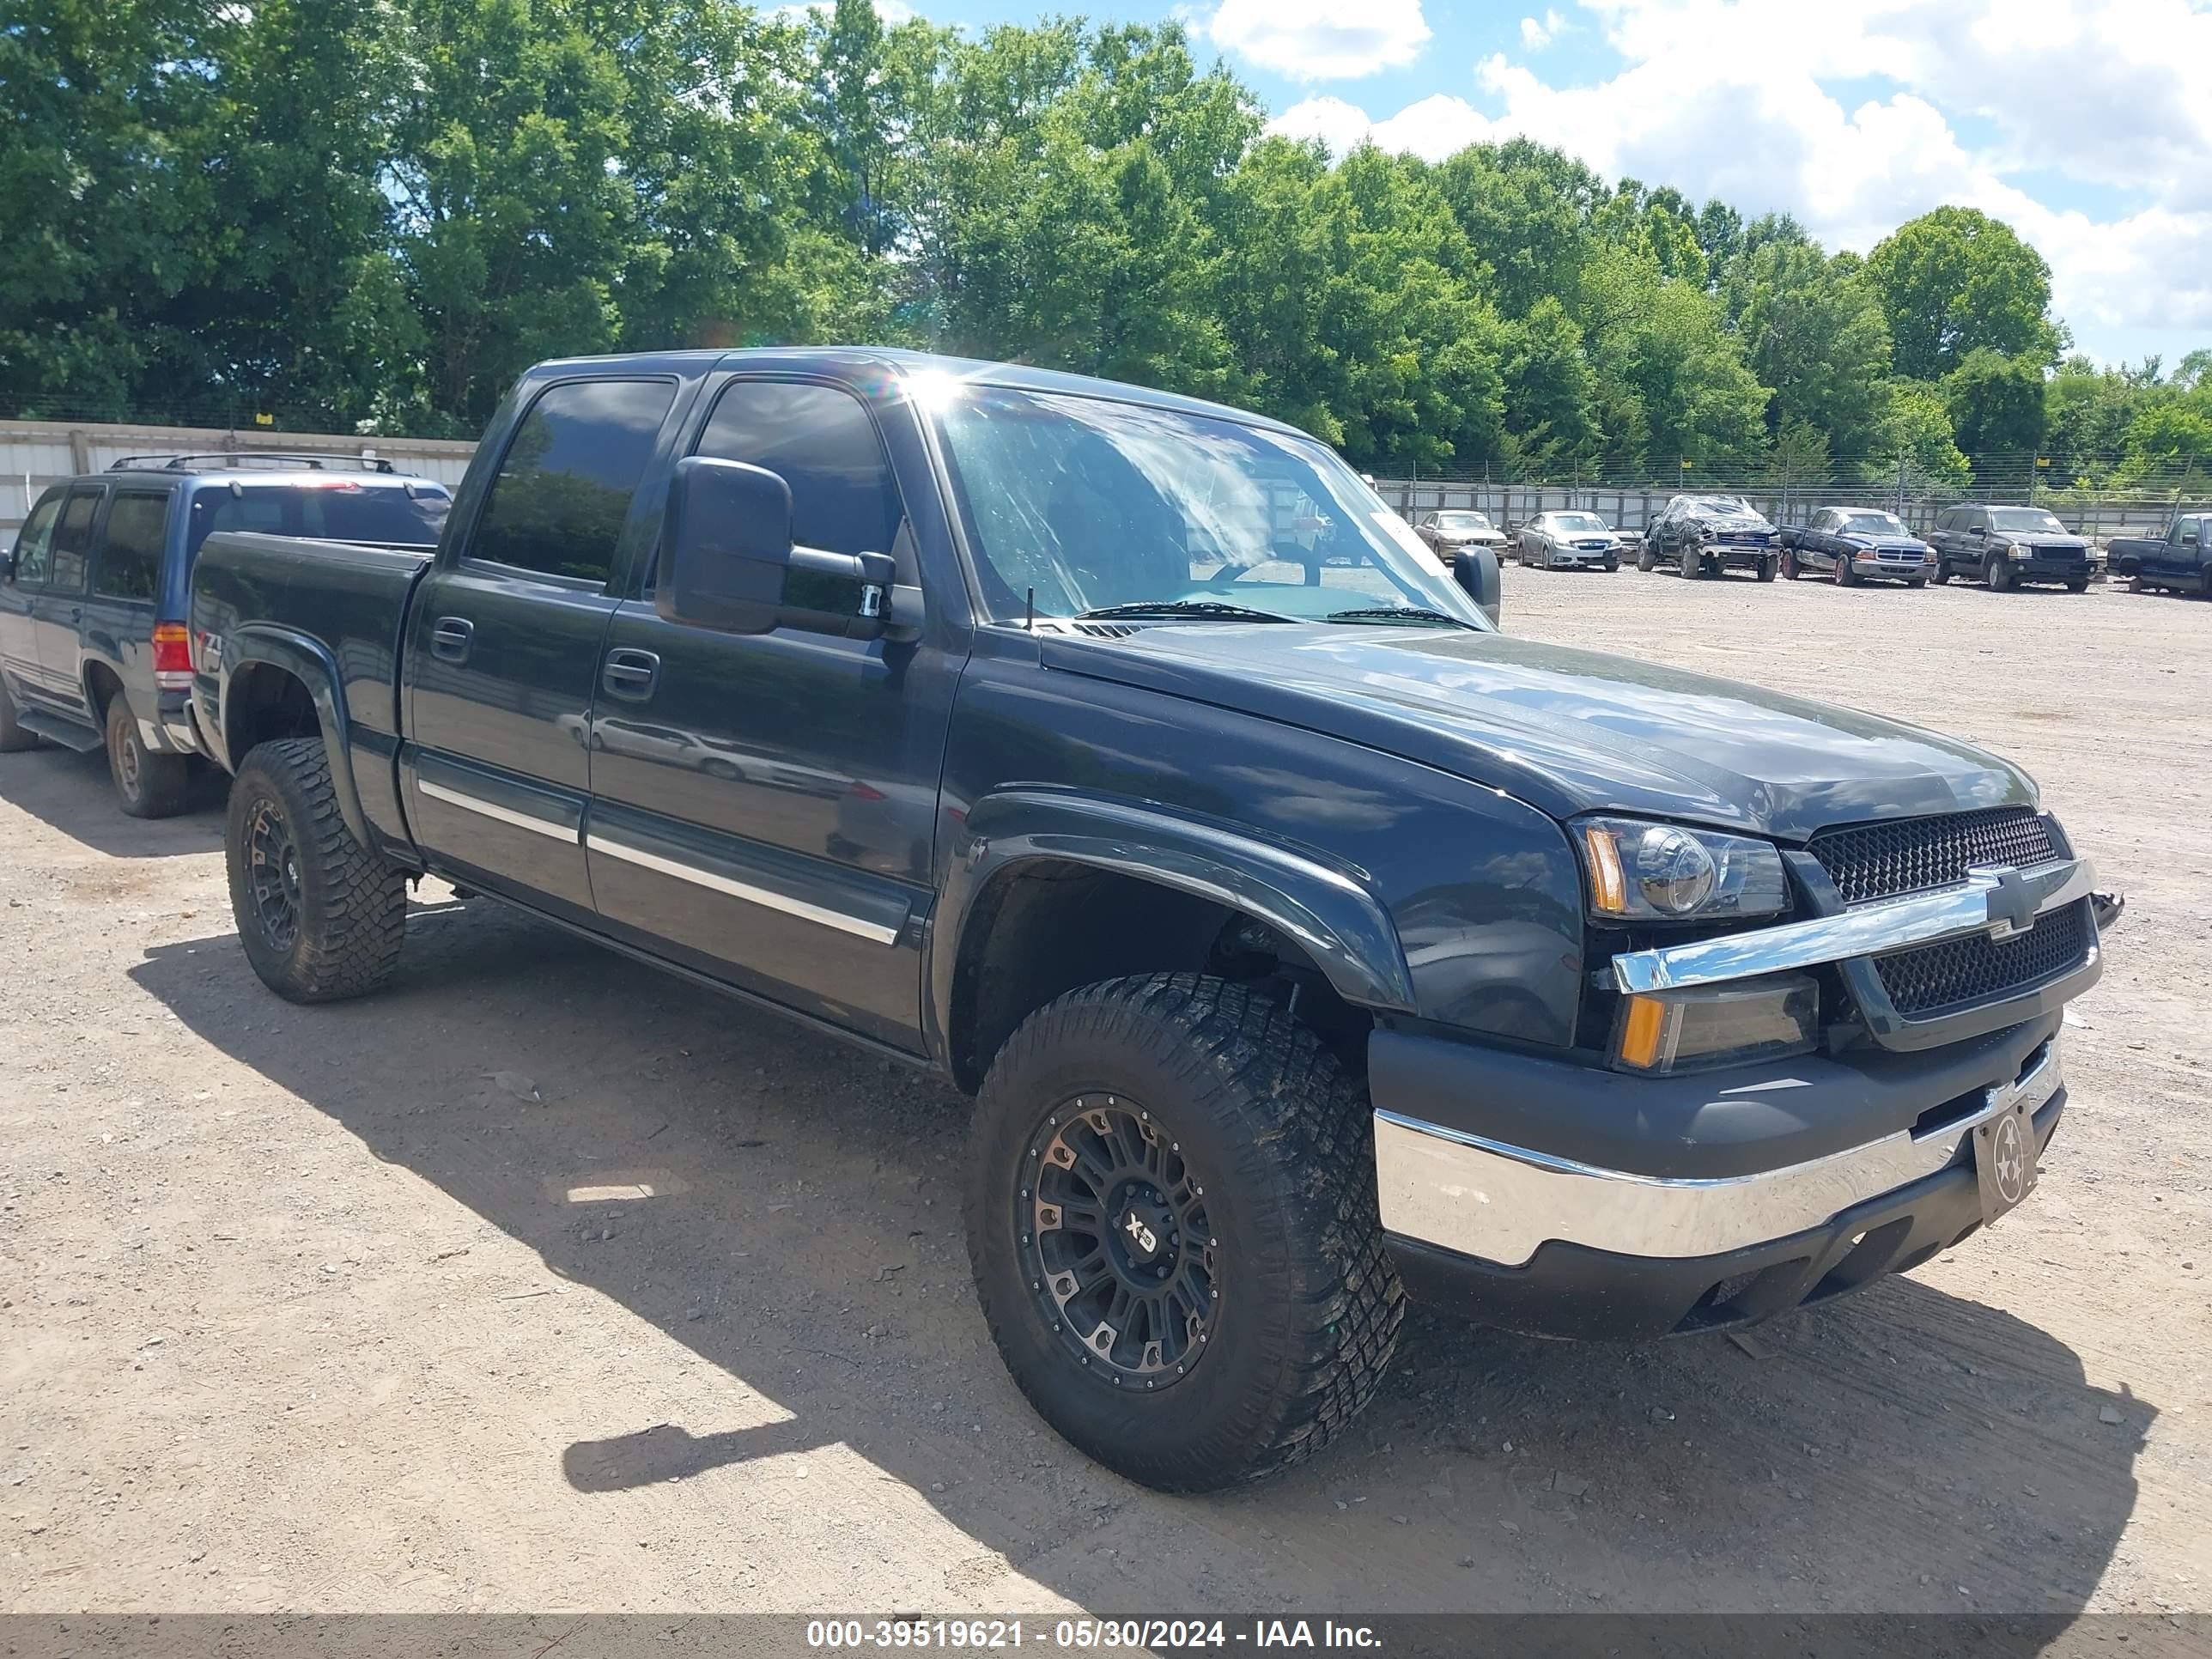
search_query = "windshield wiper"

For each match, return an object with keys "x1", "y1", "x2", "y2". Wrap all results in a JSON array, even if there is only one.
[
  {"x1": 1322, "y1": 607, "x2": 1479, "y2": 629},
  {"x1": 1072, "y1": 600, "x2": 1300, "y2": 623}
]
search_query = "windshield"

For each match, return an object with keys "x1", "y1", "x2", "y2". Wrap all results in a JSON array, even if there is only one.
[
  {"x1": 1435, "y1": 512, "x2": 1491, "y2": 531},
  {"x1": 932, "y1": 386, "x2": 1486, "y2": 626},
  {"x1": 1687, "y1": 495, "x2": 1752, "y2": 515},
  {"x1": 1990, "y1": 507, "x2": 2067, "y2": 534},
  {"x1": 1553, "y1": 513, "x2": 1607, "y2": 532},
  {"x1": 1842, "y1": 512, "x2": 1910, "y2": 536},
  {"x1": 186, "y1": 482, "x2": 449, "y2": 556}
]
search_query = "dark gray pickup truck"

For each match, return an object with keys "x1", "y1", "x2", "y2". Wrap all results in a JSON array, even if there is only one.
[{"x1": 189, "y1": 349, "x2": 2119, "y2": 1492}]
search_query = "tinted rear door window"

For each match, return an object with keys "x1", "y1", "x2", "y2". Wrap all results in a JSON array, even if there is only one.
[
  {"x1": 49, "y1": 489, "x2": 100, "y2": 592},
  {"x1": 470, "y1": 380, "x2": 676, "y2": 583},
  {"x1": 94, "y1": 491, "x2": 171, "y2": 601}
]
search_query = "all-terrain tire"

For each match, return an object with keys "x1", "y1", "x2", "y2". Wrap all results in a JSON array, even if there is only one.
[
  {"x1": 106, "y1": 697, "x2": 192, "y2": 818},
  {"x1": 965, "y1": 973, "x2": 1403, "y2": 1492},
  {"x1": 0, "y1": 676, "x2": 43, "y2": 753},
  {"x1": 226, "y1": 737, "x2": 406, "y2": 1003}
]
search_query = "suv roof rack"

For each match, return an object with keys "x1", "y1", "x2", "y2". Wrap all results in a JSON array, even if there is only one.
[{"x1": 107, "y1": 452, "x2": 398, "y2": 475}]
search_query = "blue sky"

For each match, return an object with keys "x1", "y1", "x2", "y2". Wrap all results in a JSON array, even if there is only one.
[{"x1": 891, "y1": 0, "x2": 2212, "y2": 373}]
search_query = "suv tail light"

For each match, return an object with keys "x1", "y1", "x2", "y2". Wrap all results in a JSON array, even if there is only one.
[{"x1": 152, "y1": 623, "x2": 193, "y2": 690}]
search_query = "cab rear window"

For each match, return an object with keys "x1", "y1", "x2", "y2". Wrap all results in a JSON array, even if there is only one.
[{"x1": 186, "y1": 483, "x2": 449, "y2": 556}]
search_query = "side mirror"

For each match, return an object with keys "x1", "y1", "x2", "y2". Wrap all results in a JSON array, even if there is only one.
[
  {"x1": 659, "y1": 456, "x2": 893, "y2": 641},
  {"x1": 1972, "y1": 525, "x2": 1988, "y2": 538},
  {"x1": 1451, "y1": 546, "x2": 1502, "y2": 626}
]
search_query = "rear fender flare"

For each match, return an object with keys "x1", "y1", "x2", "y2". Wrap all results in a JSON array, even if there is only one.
[{"x1": 221, "y1": 624, "x2": 371, "y2": 848}]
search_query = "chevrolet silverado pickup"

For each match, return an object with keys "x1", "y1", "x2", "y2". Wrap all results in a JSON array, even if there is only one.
[
  {"x1": 2106, "y1": 513, "x2": 2209, "y2": 595},
  {"x1": 189, "y1": 349, "x2": 2119, "y2": 1493}
]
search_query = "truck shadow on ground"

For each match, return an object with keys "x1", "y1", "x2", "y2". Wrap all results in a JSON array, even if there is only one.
[
  {"x1": 130, "y1": 897, "x2": 2154, "y2": 1615},
  {"x1": 0, "y1": 742, "x2": 226, "y2": 858}
]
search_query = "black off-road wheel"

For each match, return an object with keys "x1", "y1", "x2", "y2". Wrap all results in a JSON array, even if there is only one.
[
  {"x1": 226, "y1": 737, "x2": 407, "y2": 1003},
  {"x1": 0, "y1": 677, "x2": 44, "y2": 753},
  {"x1": 966, "y1": 974, "x2": 1403, "y2": 1492},
  {"x1": 106, "y1": 698, "x2": 192, "y2": 818}
]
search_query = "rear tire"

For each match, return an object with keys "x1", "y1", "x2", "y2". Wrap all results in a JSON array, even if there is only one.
[
  {"x1": 965, "y1": 973, "x2": 1402, "y2": 1492},
  {"x1": 106, "y1": 698, "x2": 192, "y2": 818},
  {"x1": 226, "y1": 736, "x2": 407, "y2": 1003},
  {"x1": 0, "y1": 677, "x2": 44, "y2": 753}
]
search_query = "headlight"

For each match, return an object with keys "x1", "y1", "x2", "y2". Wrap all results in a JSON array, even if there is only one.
[
  {"x1": 1577, "y1": 817, "x2": 1790, "y2": 922},
  {"x1": 2005, "y1": 542, "x2": 2028, "y2": 559}
]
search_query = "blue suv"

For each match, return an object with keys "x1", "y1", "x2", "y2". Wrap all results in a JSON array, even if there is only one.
[{"x1": 0, "y1": 453, "x2": 450, "y2": 815}]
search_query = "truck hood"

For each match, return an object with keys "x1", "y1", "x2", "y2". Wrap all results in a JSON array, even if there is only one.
[
  {"x1": 1690, "y1": 514, "x2": 1772, "y2": 534},
  {"x1": 1041, "y1": 624, "x2": 2034, "y2": 841}
]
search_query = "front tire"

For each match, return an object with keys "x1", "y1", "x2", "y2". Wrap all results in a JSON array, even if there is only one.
[
  {"x1": 226, "y1": 737, "x2": 407, "y2": 1003},
  {"x1": 1987, "y1": 554, "x2": 2016, "y2": 592},
  {"x1": 106, "y1": 698, "x2": 192, "y2": 818},
  {"x1": 1638, "y1": 549, "x2": 1656, "y2": 573},
  {"x1": 966, "y1": 974, "x2": 1402, "y2": 1492},
  {"x1": 0, "y1": 676, "x2": 44, "y2": 753},
  {"x1": 1756, "y1": 556, "x2": 1778, "y2": 583},
  {"x1": 1781, "y1": 550, "x2": 1799, "y2": 580},
  {"x1": 2065, "y1": 576, "x2": 2089, "y2": 593}
]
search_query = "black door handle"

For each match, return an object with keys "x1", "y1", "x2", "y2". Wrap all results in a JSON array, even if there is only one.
[
  {"x1": 430, "y1": 617, "x2": 474, "y2": 662},
  {"x1": 602, "y1": 648, "x2": 659, "y2": 701}
]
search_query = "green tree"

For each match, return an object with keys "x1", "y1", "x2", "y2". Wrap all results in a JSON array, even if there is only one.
[
  {"x1": 1734, "y1": 240, "x2": 1893, "y2": 460},
  {"x1": 1866, "y1": 207, "x2": 2062, "y2": 380},
  {"x1": 1943, "y1": 347, "x2": 2046, "y2": 462}
]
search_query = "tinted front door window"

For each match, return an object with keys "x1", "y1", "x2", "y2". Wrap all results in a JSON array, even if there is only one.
[{"x1": 49, "y1": 489, "x2": 100, "y2": 594}]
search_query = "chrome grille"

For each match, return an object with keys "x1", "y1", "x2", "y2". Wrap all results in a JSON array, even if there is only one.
[
  {"x1": 1810, "y1": 807, "x2": 2056, "y2": 905},
  {"x1": 1875, "y1": 902, "x2": 2089, "y2": 1018}
]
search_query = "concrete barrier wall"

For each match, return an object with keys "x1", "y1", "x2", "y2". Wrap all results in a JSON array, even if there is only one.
[{"x1": 0, "y1": 419, "x2": 479, "y2": 537}]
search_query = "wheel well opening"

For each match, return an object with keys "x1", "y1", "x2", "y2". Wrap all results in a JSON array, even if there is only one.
[
  {"x1": 948, "y1": 860, "x2": 1370, "y2": 1093},
  {"x1": 83, "y1": 661, "x2": 123, "y2": 723},
  {"x1": 224, "y1": 665, "x2": 319, "y2": 769}
]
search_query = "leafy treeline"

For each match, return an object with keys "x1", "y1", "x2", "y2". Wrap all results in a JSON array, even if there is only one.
[{"x1": 5, "y1": 0, "x2": 2209, "y2": 489}]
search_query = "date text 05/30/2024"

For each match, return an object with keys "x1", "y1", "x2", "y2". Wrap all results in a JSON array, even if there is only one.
[{"x1": 805, "y1": 1620, "x2": 1382, "y2": 1650}]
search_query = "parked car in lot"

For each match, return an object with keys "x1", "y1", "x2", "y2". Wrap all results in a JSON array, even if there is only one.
[
  {"x1": 0, "y1": 453, "x2": 450, "y2": 814},
  {"x1": 188, "y1": 347, "x2": 2115, "y2": 1493},
  {"x1": 1413, "y1": 508, "x2": 1508, "y2": 561},
  {"x1": 1516, "y1": 510, "x2": 1622, "y2": 571},
  {"x1": 1929, "y1": 504, "x2": 2093, "y2": 592},
  {"x1": 2105, "y1": 514, "x2": 2209, "y2": 595},
  {"x1": 1779, "y1": 507, "x2": 1936, "y2": 587},
  {"x1": 1639, "y1": 495, "x2": 1780, "y2": 580}
]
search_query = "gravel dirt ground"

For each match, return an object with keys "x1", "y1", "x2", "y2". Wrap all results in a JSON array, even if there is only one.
[{"x1": 2, "y1": 568, "x2": 2207, "y2": 1620}]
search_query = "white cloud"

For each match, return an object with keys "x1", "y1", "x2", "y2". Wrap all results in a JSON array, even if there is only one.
[
  {"x1": 1274, "y1": 0, "x2": 2212, "y2": 355},
  {"x1": 1200, "y1": 0, "x2": 1431, "y2": 81},
  {"x1": 1519, "y1": 9, "x2": 1568, "y2": 48}
]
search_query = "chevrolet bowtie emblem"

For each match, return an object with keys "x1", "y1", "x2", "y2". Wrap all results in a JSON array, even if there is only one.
[{"x1": 1974, "y1": 865, "x2": 2039, "y2": 939}]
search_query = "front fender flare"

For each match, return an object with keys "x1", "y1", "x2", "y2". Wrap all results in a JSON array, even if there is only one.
[
  {"x1": 930, "y1": 788, "x2": 1419, "y2": 1055},
  {"x1": 221, "y1": 623, "x2": 372, "y2": 849}
]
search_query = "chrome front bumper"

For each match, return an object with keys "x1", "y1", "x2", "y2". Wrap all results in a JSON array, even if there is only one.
[{"x1": 1376, "y1": 1036, "x2": 2062, "y2": 1267}]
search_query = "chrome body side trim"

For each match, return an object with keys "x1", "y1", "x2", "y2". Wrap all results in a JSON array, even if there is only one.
[
  {"x1": 1373, "y1": 1039, "x2": 2060, "y2": 1266},
  {"x1": 418, "y1": 779, "x2": 580, "y2": 843},
  {"x1": 1610, "y1": 857, "x2": 2095, "y2": 995},
  {"x1": 584, "y1": 833, "x2": 902, "y2": 945}
]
